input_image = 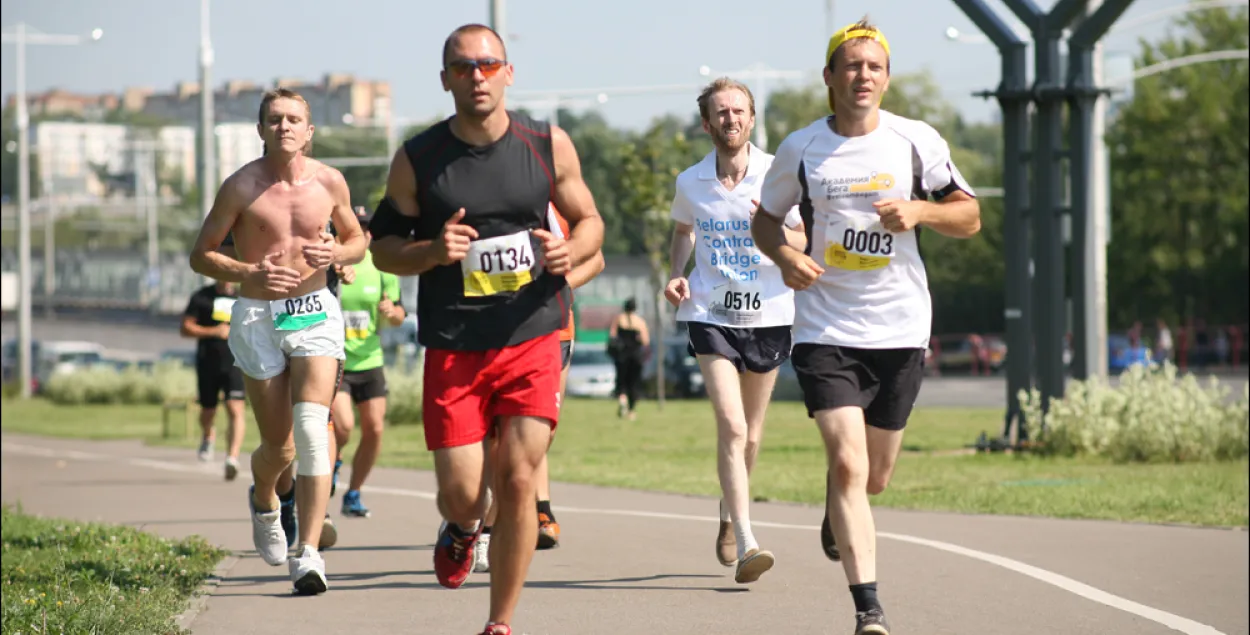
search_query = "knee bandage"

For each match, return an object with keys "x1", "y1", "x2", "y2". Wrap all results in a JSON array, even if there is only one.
[{"x1": 292, "y1": 402, "x2": 332, "y2": 476}]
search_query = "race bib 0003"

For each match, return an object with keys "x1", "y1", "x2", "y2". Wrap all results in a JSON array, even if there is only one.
[
  {"x1": 343, "y1": 310, "x2": 370, "y2": 340},
  {"x1": 462, "y1": 231, "x2": 536, "y2": 297},
  {"x1": 825, "y1": 216, "x2": 895, "y2": 272},
  {"x1": 270, "y1": 291, "x2": 329, "y2": 331},
  {"x1": 711, "y1": 280, "x2": 764, "y2": 327}
]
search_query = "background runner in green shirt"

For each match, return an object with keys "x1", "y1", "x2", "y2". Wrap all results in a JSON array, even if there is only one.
[{"x1": 331, "y1": 211, "x2": 407, "y2": 518}]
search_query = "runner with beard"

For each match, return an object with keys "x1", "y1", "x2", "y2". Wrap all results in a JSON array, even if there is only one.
[{"x1": 664, "y1": 77, "x2": 806, "y2": 584}]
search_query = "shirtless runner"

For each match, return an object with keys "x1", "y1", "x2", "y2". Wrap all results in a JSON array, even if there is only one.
[{"x1": 189, "y1": 87, "x2": 368, "y2": 595}]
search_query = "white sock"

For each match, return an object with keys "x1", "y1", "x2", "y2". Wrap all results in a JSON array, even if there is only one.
[
  {"x1": 734, "y1": 518, "x2": 759, "y2": 560},
  {"x1": 719, "y1": 499, "x2": 731, "y2": 522}
]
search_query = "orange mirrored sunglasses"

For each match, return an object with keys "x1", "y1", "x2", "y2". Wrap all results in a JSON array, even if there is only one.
[{"x1": 446, "y1": 58, "x2": 506, "y2": 79}]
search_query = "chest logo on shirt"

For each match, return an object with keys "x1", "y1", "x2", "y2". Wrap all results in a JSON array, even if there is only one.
[{"x1": 821, "y1": 172, "x2": 895, "y2": 200}]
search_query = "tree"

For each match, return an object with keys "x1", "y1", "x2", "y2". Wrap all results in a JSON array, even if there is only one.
[
  {"x1": 1104, "y1": 6, "x2": 1249, "y2": 329},
  {"x1": 616, "y1": 117, "x2": 707, "y2": 405}
]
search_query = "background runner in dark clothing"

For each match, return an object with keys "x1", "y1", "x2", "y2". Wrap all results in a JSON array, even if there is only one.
[{"x1": 181, "y1": 281, "x2": 246, "y2": 481}]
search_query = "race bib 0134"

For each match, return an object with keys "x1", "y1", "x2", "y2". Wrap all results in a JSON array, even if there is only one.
[
  {"x1": 462, "y1": 231, "x2": 536, "y2": 297},
  {"x1": 825, "y1": 216, "x2": 895, "y2": 272},
  {"x1": 270, "y1": 291, "x2": 329, "y2": 331}
]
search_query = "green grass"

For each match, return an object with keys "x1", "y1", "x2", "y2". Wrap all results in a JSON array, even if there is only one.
[
  {"x1": 3, "y1": 397, "x2": 1247, "y2": 527},
  {"x1": 1, "y1": 505, "x2": 228, "y2": 635}
]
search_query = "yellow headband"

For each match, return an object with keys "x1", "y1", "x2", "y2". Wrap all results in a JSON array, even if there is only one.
[
  {"x1": 824, "y1": 24, "x2": 892, "y2": 114},
  {"x1": 825, "y1": 26, "x2": 891, "y2": 67}
]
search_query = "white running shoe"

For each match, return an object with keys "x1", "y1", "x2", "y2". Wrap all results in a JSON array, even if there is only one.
[
  {"x1": 289, "y1": 545, "x2": 328, "y2": 595},
  {"x1": 473, "y1": 532, "x2": 491, "y2": 573},
  {"x1": 249, "y1": 488, "x2": 289, "y2": 566},
  {"x1": 197, "y1": 439, "x2": 213, "y2": 462},
  {"x1": 224, "y1": 457, "x2": 239, "y2": 481}
]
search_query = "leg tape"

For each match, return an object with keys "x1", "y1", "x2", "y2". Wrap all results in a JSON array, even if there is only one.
[{"x1": 293, "y1": 402, "x2": 332, "y2": 476}]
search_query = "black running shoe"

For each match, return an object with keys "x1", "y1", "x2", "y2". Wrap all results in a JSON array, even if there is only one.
[
  {"x1": 279, "y1": 487, "x2": 297, "y2": 549},
  {"x1": 821, "y1": 470, "x2": 840, "y2": 562},
  {"x1": 855, "y1": 608, "x2": 890, "y2": 635},
  {"x1": 821, "y1": 513, "x2": 841, "y2": 562}
]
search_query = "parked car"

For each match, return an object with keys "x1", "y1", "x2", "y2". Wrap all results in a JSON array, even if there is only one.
[
  {"x1": 642, "y1": 336, "x2": 706, "y2": 399},
  {"x1": 564, "y1": 342, "x2": 617, "y2": 399}
]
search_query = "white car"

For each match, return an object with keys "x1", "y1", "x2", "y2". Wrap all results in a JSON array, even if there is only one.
[{"x1": 564, "y1": 342, "x2": 617, "y2": 399}]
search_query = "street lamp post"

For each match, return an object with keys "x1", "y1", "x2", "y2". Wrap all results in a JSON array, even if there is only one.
[
  {"x1": 697, "y1": 63, "x2": 809, "y2": 151},
  {"x1": 200, "y1": 0, "x2": 216, "y2": 219},
  {"x1": 1, "y1": 23, "x2": 102, "y2": 399}
]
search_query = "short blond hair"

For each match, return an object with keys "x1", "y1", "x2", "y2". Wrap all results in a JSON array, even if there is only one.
[
  {"x1": 257, "y1": 88, "x2": 313, "y2": 154},
  {"x1": 697, "y1": 77, "x2": 756, "y2": 122}
]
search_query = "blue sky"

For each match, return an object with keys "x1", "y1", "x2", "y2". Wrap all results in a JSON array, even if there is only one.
[{"x1": 1, "y1": 0, "x2": 1182, "y2": 131}]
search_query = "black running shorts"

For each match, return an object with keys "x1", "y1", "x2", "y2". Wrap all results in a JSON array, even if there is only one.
[
  {"x1": 338, "y1": 367, "x2": 388, "y2": 403},
  {"x1": 790, "y1": 344, "x2": 925, "y2": 430},
  {"x1": 196, "y1": 364, "x2": 244, "y2": 409},
  {"x1": 686, "y1": 322, "x2": 793, "y2": 374}
]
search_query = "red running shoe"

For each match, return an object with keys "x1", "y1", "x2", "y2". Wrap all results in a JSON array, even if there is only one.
[{"x1": 434, "y1": 521, "x2": 480, "y2": 589}]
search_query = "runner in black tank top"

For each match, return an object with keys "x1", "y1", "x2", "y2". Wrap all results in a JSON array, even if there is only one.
[
  {"x1": 365, "y1": 23, "x2": 605, "y2": 635},
  {"x1": 405, "y1": 110, "x2": 572, "y2": 351}
]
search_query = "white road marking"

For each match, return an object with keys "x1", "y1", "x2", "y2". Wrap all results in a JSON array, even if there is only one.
[{"x1": 1, "y1": 440, "x2": 1229, "y2": 635}]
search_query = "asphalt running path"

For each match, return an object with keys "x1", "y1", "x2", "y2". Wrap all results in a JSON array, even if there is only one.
[{"x1": 2, "y1": 433, "x2": 1246, "y2": 635}]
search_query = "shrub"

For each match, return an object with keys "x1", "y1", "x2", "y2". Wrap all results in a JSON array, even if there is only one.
[
  {"x1": 43, "y1": 362, "x2": 196, "y2": 406},
  {"x1": 1021, "y1": 362, "x2": 1250, "y2": 463},
  {"x1": 385, "y1": 365, "x2": 424, "y2": 425}
]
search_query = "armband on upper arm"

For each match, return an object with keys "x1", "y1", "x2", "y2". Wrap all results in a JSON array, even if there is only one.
[{"x1": 370, "y1": 197, "x2": 417, "y2": 240}]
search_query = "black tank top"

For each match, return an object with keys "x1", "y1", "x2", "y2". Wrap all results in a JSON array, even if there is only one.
[{"x1": 404, "y1": 111, "x2": 570, "y2": 351}]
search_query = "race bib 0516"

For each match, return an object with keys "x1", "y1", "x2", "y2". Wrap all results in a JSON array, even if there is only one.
[
  {"x1": 825, "y1": 216, "x2": 895, "y2": 272},
  {"x1": 710, "y1": 280, "x2": 764, "y2": 327},
  {"x1": 462, "y1": 231, "x2": 536, "y2": 297},
  {"x1": 269, "y1": 291, "x2": 329, "y2": 331}
]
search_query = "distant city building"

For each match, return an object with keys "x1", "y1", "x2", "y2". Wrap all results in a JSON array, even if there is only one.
[{"x1": 11, "y1": 74, "x2": 389, "y2": 200}]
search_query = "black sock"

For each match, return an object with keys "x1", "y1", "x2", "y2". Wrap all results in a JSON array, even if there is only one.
[
  {"x1": 481, "y1": 524, "x2": 492, "y2": 535},
  {"x1": 536, "y1": 499, "x2": 555, "y2": 521},
  {"x1": 278, "y1": 484, "x2": 296, "y2": 503},
  {"x1": 849, "y1": 582, "x2": 881, "y2": 613}
]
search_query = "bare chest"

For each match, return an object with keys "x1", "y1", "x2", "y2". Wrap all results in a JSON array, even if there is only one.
[{"x1": 241, "y1": 183, "x2": 334, "y2": 239}]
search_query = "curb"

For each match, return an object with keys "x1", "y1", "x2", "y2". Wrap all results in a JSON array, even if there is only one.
[{"x1": 174, "y1": 554, "x2": 239, "y2": 632}]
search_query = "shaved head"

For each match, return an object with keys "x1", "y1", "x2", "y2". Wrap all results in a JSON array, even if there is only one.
[{"x1": 442, "y1": 23, "x2": 507, "y2": 66}]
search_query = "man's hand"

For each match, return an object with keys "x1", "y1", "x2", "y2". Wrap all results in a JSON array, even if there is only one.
[
  {"x1": 778, "y1": 249, "x2": 825, "y2": 291},
  {"x1": 378, "y1": 292, "x2": 402, "y2": 322},
  {"x1": 664, "y1": 277, "x2": 690, "y2": 308},
  {"x1": 215, "y1": 323, "x2": 231, "y2": 339},
  {"x1": 335, "y1": 264, "x2": 356, "y2": 285},
  {"x1": 874, "y1": 198, "x2": 926, "y2": 233},
  {"x1": 302, "y1": 231, "x2": 337, "y2": 270},
  {"x1": 437, "y1": 208, "x2": 478, "y2": 265},
  {"x1": 532, "y1": 228, "x2": 571, "y2": 276},
  {"x1": 250, "y1": 251, "x2": 302, "y2": 294}
]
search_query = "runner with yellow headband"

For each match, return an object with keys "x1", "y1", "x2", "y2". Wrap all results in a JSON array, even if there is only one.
[{"x1": 752, "y1": 16, "x2": 982, "y2": 635}]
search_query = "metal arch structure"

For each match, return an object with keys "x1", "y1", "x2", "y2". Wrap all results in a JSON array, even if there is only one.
[{"x1": 951, "y1": 0, "x2": 1136, "y2": 441}]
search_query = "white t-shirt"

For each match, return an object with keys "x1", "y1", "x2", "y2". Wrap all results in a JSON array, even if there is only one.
[
  {"x1": 670, "y1": 144, "x2": 803, "y2": 328},
  {"x1": 759, "y1": 111, "x2": 975, "y2": 349}
]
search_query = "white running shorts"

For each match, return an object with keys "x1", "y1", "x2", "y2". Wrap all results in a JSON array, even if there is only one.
[{"x1": 228, "y1": 287, "x2": 345, "y2": 381}]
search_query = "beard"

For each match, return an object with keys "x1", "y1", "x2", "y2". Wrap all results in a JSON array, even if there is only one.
[{"x1": 711, "y1": 123, "x2": 751, "y2": 153}]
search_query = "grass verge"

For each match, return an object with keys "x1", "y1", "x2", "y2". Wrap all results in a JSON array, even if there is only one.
[
  {"x1": 3, "y1": 397, "x2": 1246, "y2": 527},
  {"x1": 1, "y1": 504, "x2": 228, "y2": 635}
]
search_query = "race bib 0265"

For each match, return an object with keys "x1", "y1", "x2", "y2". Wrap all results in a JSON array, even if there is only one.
[
  {"x1": 270, "y1": 291, "x2": 329, "y2": 331},
  {"x1": 462, "y1": 231, "x2": 536, "y2": 297},
  {"x1": 825, "y1": 216, "x2": 895, "y2": 272}
]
